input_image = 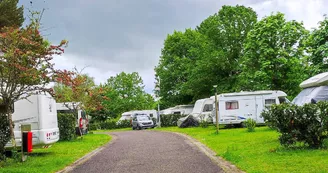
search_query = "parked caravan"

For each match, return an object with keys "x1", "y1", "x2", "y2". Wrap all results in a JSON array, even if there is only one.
[
  {"x1": 160, "y1": 105, "x2": 194, "y2": 115},
  {"x1": 190, "y1": 98, "x2": 214, "y2": 122},
  {"x1": 118, "y1": 111, "x2": 133, "y2": 121},
  {"x1": 211, "y1": 90, "x2": 288, "y2": 125},
  {"x1": 56, "y1": 103, "x2": 88, "y2": 134},
  {"x1": 292, "y1": 72, "x2": 328, "y2": 106},
  {"x1": 5, "y1": 94, "x2": 59, "y2": 149}
]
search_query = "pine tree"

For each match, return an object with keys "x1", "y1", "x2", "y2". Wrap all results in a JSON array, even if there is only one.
[{"x1": 0, "y1": 0, "x2": 24, "y2": 29}]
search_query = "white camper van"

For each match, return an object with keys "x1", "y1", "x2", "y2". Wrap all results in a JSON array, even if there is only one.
[
  {"x1": 292, "y1": 72, "x2": 328, "y2": 106},
  {"x1": 211, "y1": 90, "x2": 288, "y2": 125},
  {"x1": 190, "y1": 98, "x2": 214, "y2": 122},
  {"x1": 160, "y1": 105, "x2": 194, "y2": 115},
  {"x1": 56, "y1": 103, "x2": 88, "y2": 134},
  {"x1": 5, "y1": 94, "x2": 59, "y2": 149}
]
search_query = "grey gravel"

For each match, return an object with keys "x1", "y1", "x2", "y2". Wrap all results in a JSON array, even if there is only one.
[{"x1": 71, "y1": 130, "x2": 223, "y2": 173}]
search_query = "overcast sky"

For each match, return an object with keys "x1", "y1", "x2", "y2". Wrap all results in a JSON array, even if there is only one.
[{"x1": 19, "y1": 0, "x2": 327, "y2": 93}]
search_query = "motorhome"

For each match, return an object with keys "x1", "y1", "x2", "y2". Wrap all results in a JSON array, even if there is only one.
[
  {"x1": 292, "y1": 72, "x2": 328, "y2": 106},
  {"x1": 211, "y1": 90, "x2": 288, "y2": 125},
  {"x1": 160, "y1": 105, "x2": 194, "y2": 115},
  {"x1": 190, "y1": 98, "x2": 214, "y2": 122},
  {"x1": 5, "y1": 94, "x2": 59, "y2": 149},
  {"x1": 56, "y1": 102, "x2": 88, "y2": 134}
]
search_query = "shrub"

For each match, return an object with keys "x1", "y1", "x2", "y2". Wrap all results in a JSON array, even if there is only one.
[
  {"x1": 88, "y1": 123, "x2": 100, "y2": 131},
  {"x1": 160, "y1": 114, "x2": 184, "y2": 127},
  {"x1": 116, "y1": 119, "x2": 131, "y2": 129},
  {"x1": 0, "y1": 113, "x2": 10, "y2": 161},
  {"x1": 244, "y1": 118, "x2": 256, "y2": 132},
  {"x1": 99, "y1": 121, "x2": 116, "y2": 129},
  {"x1": 262, "y1": 102, "x2": 328, "y2": 148},
  {"x1": 57, "y1": 113, "x2": 76, "y2": 141},
  {"x1": 199, "y1": 114, "x2": 208, "y2": 128}
]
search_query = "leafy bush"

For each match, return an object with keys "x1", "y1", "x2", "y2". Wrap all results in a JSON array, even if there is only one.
[
  {"x1": 88, "y1": 123, "x2": 100, "y2": 131},
  {"x1": 199, "y1": 114, "x2": 208, "y2": 128},
  {"x1": 116, "y1": 119, "x2": 131, "y2": 128},
  {"x1": 262, "y1": 102, "x2": 328, "y2": 148},
  {"x1": 57, "y1": 113, "x2": 76, "y2": 141},
  {"x1": 244, "y1": 118, "x2": 256, "y2": 132},
  {"x1": 0, "y1": 113, "x2": 10, "y2": 161},
  {"x1": 160, "y1": 114, "x2": 184, "y2": 127},
  {"x1": 99, "y1": 121, "x2": 116, "y2": 129}
]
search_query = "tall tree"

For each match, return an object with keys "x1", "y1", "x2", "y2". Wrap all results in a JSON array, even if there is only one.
[
  {"x1": 238, "y1": 12, "x2": 310, "y2": 98},
  {"x1": 155, "y1": 29, "x2": 206, "y2": 107},
  {"x1": 0, "y1": 0, "x2": 24, "y2": 29},
  {"x1": 104, "y1": 72, "x2": 155, "y2": 117},
  {"x1": 306, "y1": 15, "x2": 328, "y2": 72},
  {"x1": 0, "y1": 17, "x2": 68, "y2": 156},
  {"x1": 195, "y1": 5, "x2": 258, "y2": 94}
]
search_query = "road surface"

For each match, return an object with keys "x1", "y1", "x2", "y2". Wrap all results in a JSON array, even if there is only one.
[{"x1": 71, "y1": 130, "x2": 223, "y2": 173}]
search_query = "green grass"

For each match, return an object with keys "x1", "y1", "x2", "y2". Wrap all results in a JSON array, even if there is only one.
[
  {"x1": 156, "y1": 126, "x2": 328, "y2": 173},
  {"x1": 0, "y1": 134, "x2": 111, "y2": 173}
]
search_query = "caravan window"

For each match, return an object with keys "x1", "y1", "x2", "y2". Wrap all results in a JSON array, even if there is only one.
[
  {"x1": 265, "y1": 99, "x2": 276, "y2": 106},
  {"x1": 149, "y1": 113, "x2": 153, "y2": 117},
  {"x1": 173, "y1": 111, "x2": 181, "y2": 115},
  {"x1": 203, "y1": 104, "x2": 213, "y2": 112},
  {"x1": 226, "y1": 101, "x2": 238, "y2": 110}
]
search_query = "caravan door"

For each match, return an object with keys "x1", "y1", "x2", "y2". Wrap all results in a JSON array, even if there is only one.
[
  {"x1": 239, "y1": 98, "x2": 257, "y2": 120},
  {"x1": 255, "y1": 96, "x2": 264, "y2": 123}
]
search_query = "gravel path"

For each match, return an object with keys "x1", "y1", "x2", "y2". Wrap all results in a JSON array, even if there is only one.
[{"x1": 71, "y1": 130, "x2": 223, "y2": 173}]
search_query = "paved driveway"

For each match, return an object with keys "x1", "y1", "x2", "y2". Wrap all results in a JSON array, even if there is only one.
[{"x1": 71, "y1": 130, "x2": 223, "y2": 173}]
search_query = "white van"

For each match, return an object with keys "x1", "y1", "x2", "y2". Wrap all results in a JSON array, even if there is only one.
[
  {"x1": 190, "y1": 98, "x2": 214, "y2": 122},
  {"x1": 56, "y1": 103, "x2": 88, "y2": 134},
  {"x1": 160, "y1": 105, "x2": 194, "y2": 116},
  {"x1": 211, "y1": 90, "x2": 288, "y2": 125},
  {"x1": 292, "y1": 72, "x2": 328, "y2": 106},
  {"x1": 5, "y1": 94, "x2": 59, "y2": 149}
]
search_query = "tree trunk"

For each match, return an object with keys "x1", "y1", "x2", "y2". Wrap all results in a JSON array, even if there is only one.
[{"x1": 8, "y1": 112, "x2": 16, "y2": 148}]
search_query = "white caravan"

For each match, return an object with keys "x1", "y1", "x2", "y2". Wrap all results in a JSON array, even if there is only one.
[
  {"x1": 160, "y1": 105, "x2": 194, "y2": 115},
  {"x1": 292, "y1": 72, "x2": 328, "y2": 106},
  {"x1": 56, "y1": 103, "x2": 88, "y2": 133},
  {"x1": 131, "y1": 110, "x2": 158, "y2": 120},
  {"x1": 211, "y1": 90, "x2": 288, "y2": 125},
  {"x1": 118, "y1": 111, "x2": 133, "y2": 121},
  {"x1": 5, "y1": 94, "x2": 59, "y2": 149},
  {"x1": 190, "y1": 98, "x2": 214, "y2": 122}
]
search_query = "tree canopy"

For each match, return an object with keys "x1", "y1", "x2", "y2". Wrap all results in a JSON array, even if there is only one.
[{"x1": 0, "y1": 0, "x2": 24, "y2": 29}]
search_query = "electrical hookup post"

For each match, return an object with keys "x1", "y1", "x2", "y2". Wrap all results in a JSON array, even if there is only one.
[{"x1": 21, "y1": 124, "x2": 33, "y2": 162}]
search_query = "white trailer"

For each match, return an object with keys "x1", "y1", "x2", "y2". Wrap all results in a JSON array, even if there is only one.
[
  {"x1": 5, "y1": 94, "x2": 59, "y2": 149},
  {"x1": 190, "y1": 98, "x2": 214, "y2": 122},
  {"x1": 118, "y1": 111, "x2": 133, "y2": 121},
  {"x1": 211, "y1": 90, "x2": 288, "y2": 125},
  {"x1": 160, "y1": 105, "x2": 194, "y2": 115},
  {"x1": 56, "y1": 103, "x2": 88, "y2": 134},
  {"x1": 292, "y1": 72, "x2": 328, "y2": 106}
]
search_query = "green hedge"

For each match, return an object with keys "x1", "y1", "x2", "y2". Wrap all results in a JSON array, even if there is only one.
[
  {"x1": 0, "y1": 113, "x2": 10, "y2": 160},
  {"x1": 89, "y1": 119, "x2": 131, "y2": 130},
  {"x1": 262, "y1": 102, "x2": 328, "y2": 148},
  {"x1": 160, "y1": 114, "x2": 185, "y2": 127},
  {"x1": 57, "y1": 113, "x2": 76, "y2": 141}
]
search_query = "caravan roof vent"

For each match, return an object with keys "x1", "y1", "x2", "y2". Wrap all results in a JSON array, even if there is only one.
[{"x1": 300, "y1": 72, "x2": 328, "y2": 88}]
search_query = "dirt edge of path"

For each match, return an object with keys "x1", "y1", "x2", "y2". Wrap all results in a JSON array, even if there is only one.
[
  {"x1": 171, "y1": 132, "x2": 245, "y2": 173},
  {"x1": 56, "y1": 134, "x2": 118, "y2": 173}
]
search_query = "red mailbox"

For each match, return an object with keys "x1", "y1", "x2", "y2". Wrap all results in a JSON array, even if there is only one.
[{"x1": 22, "y1": 132, "x2": 33, "y2": 153}]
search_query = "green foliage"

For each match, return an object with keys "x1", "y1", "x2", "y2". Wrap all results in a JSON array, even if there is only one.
[
  {"x1": 239, "y1": 12, "x2": 310, "y2": 98},
  {"x1": 262, "y1": 102, "x2": 328, "y2": 148},
  {"x1": 160, "y1": 114, "x2": 184, "y2": 127},
  {"x1": 57, "y1": 113, "x2": 76, "y2": 141},
  {"x1": 199, "y1": 114, "x2": 209, "y2": 128},
  {"x1": 244, "y1": 118, "x2": 256, "y2": 132},
  {"x1": 0, "y1": 112, "x2": 10, "y2": 161},
  {"x1": 0, "y1": 0, "x2": 24, "y2": 29},
  {"x1": 89, "y1": 119, "x2": 131, "y2": 130},
  {"x1": 104, "y1": 72, "x2": 155, "y2": 116},
  {"x1": 306, "y1": 15, "x2": 328, "y2": 72}
]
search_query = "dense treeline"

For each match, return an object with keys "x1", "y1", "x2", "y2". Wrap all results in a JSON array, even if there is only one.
[{"x1": 155, "y1": 5, "x2": 328, "y2": 108}]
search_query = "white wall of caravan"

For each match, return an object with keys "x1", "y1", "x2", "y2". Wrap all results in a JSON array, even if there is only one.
[{"x1": 6, "y1": 94, "x2": 59, "y2": 149}]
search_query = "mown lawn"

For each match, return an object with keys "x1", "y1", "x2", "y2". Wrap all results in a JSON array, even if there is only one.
[
  {"x1": 156, "y1": 126, "x2": 328, "y2": 173},
  {"x1": 0, "y1": 134, "x2": 111, "y2": 173}
]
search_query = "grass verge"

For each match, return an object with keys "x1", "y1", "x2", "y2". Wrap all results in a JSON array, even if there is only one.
[
  {"x1": 0, "y1": 134, "x2": 111, "y2": 173},
  {"x1": 90, "y1": 127, "x2": 132, "y2": 133},
  {"x1": 156, "y1": 126, "x2": 328, "y2": 173}
]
